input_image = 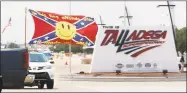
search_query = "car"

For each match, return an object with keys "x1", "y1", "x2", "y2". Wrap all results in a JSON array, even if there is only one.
[
  {"x1": 43, "y1": 51, "x2": 55, "y2": 64},
  {"x1": 25, "y1": 52, "x2": 54, "y2": 89}
]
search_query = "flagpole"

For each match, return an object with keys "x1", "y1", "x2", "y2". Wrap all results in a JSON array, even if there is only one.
[
  {"x1": 69, "y1": 44, "x2": 72, "y2": 74},
  {"x1": 69, "y1": 0, "x2": 72, "y2": 75},
  {"x1": 25, "y1": 7, "x2": 27, "y2": 48}
]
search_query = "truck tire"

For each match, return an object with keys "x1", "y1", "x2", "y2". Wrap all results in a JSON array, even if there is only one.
[
  {"x1": 0, "y1": 77, "x2": 2, "y2": 92},
  {"x1": 46, "y1": 79, "x2": 54, "y2": 89},
  {"x1": 38, "y1": 82, "x2": 45, "y2": 89}
]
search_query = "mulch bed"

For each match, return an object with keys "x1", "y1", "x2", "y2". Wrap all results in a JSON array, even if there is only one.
[{"x1": 77, "y1": 72, "x2": 187, "y2": 77}]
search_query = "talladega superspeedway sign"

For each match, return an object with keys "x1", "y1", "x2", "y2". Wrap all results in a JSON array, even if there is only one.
[{"x1": 90, "y1": 26, "x2": 179, "y2": 72}]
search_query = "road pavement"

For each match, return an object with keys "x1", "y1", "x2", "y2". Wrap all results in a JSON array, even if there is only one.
[{"x1": 2, "y1": 55, "x2": 186, "y2": 92}]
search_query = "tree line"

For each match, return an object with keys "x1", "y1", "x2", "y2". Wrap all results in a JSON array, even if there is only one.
[{"x1": 176, "y1": 27, "x2": 186, "y2": 54}]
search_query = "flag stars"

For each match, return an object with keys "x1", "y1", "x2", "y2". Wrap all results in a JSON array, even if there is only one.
[
  {"x1": 45, "y1": 36, "x2": 49, "y2": 40},
  {"x1": 44, "y1": 17, "x2": 48, "y2": 21},
  {"x1": 36, "y1": 39, "x2": 42, "y2": 44},
  {"x1": 88, "y1": 42, "x2": 91, "y2": 46},
  {"x1": 80, "y1": 38, "x2": 84, "y2": 41},
  {"x1": 33, "y1": 40, "x2": 37, "y2": 43},
  {"x1": 80, "y1": 22, "x2": 85, "y2": 26}
]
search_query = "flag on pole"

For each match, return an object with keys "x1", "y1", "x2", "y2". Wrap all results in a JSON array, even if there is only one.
[
  {"x1": 2, "y1": 17, "x2": 11, "y2": 33},
  {"x1": 28, "y1": 9, "x2": 98, "y2": 46}
]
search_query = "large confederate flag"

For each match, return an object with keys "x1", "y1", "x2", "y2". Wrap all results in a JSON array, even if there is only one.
[{"x1": 28, "y1": 9, "x2": 98, "y2": 46}]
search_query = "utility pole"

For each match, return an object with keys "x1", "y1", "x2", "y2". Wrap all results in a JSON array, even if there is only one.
[
  {"x1": 97, "y1": 15, "x2": 106, "y2": 26},
  {"x1": 119, "y1": 2, "x2": 133, "y2": 26},
  {"x1": 157, "y1": 1, "x2": 178, "y2": 56},
  {"x1": 125, "y1": 6, "x2": 133, "y2": 26}
]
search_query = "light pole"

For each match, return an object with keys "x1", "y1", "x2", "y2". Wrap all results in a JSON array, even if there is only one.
[
  {"x1": 125, "y1": 6, "x2": 133, "y2": 26},
  {"x1": 119, "y1": 2, "x2": 133, "y2": 26},
  {"x1": 97, "y1": 15, "x2": 106, "y2": 26},
  {"x1": 68, "y1": 0, "x2": 72, "y2": 75},
  {"x1": 157, "y1": 1, "x2": 178, "y2": 56}
]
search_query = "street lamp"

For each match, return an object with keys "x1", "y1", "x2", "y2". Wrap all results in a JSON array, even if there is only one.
[
  {"x1": 157, "y1": 1, "x2": 178, "y2": 56},
  {"x1": 119, "y1": 5, "x2": 133, "y2": 26},
  {"x1": 97, "y1": 15, "x2": 106, "y2": 26}
]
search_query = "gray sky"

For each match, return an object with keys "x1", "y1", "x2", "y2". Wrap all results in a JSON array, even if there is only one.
[{"x1": 1, "y1": 1, "x2": 186, "y2": 44}]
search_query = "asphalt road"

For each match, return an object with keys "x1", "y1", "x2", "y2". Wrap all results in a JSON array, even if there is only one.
[{"x1": 2, "y1": 55, "x2": 186, "y2": 92}]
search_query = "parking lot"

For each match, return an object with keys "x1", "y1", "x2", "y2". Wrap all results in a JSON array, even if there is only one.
[{"x1": 2, "y1": 55, "x2": 186, "y2": 92}]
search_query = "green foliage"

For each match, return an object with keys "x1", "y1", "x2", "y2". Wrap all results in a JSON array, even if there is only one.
[
  {"x1": 60, "y1": 51, "x2": 65, "y2": 53},
  {"x1": 83, "y1": 48, "x2": 94, "y2": 54},
  {"x1": 49, "y1": 44, "x2": 83, "y2": 53},
  {"x1": 176, "y1": 27, "x2": 186, "y2": 54},
  {"x1": 71, "y1": 45, "x2": 83, "y2": 53},
  {"x1": 7, "y1": 42, "x2": 20, "y2": 48}
]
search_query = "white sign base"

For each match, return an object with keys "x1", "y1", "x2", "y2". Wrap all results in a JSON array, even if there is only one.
[{"x1": 90, "y1": 26, "x2": 179, "y2": 72}]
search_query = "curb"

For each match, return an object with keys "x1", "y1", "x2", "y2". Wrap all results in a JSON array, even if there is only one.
[{"x1": 62, "y1": 74, "x2": 186, "y2": 82}]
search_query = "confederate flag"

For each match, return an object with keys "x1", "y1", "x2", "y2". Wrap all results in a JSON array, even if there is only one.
[{"x1": 28, "y1": 9, "x2": 98, "y2": 46}]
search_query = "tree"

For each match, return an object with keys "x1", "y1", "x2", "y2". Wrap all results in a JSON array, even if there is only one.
[
  {"x1": 83, "y1": 48, "x2": 94, "y2": 54},
  {"x1": 6, "y1": 42, "x2": 20, "y2": 48},
  {"x1": 49, "y1": 44, "x2": 83, "y2": 53},
  {"x1": 49, "y1": 44, "x2": 65, "y2": 52},
  {"x1": 71, "y1": 45, "x2": 83, "y2": 53},
  {"x1": 176, "y1": 27, "x2": 186, "y2": 54}
]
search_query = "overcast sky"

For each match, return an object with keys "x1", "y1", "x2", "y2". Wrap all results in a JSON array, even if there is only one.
[{"x1": 1, "y1": 1, "x2": 186, "y2": 44}]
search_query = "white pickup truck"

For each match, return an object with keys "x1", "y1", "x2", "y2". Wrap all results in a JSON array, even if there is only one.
[{"x1": 24, "y1": 52, "x2": 54, "y2": 89}]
